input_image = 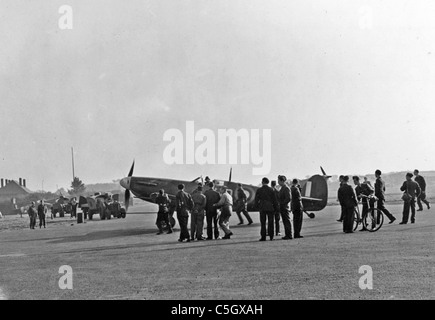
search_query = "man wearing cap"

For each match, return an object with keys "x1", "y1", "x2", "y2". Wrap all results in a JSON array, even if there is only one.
[
  {"x1": 214, "y1": 186, "x2": 233, "y2": 239},
  {"x1": 337, "y1": 176, "x2": 357, "y2": 233},
  {"x1": 155, "y1": 189, "x2": 173, "y2": 235},
  {"x1": 399, "y1": 173, "x2": 421, "y2": 224},
  {"x1": 414, "y1": 169, "x2": 430, "y2": 211},
  {"x1": 353, "y1": 176, "x2": 374, "y2": 231},
  {"x1": 374, "y1": 169, "x2": 396, "y2": 224},
  {"x1": 290, "y1": 178, "x2": 304, "y2": 238},
  {"x1": 255, "y1": 177, "x2": 278, "y2": 241},
  {"x1": 336, "y1": 175, "x2": 345, "y2": 222},
  {"x1": 37, "y1": 200, "x2": 47, "y2": 229},
  {"x1": 191, "y1": 184, "x2": 207, "y2": 240},
  {"x1": 235, "y1": 183, "x2": 253, "y2": 225},
  {"x1": 175, "y1": 184, "x2": 193, "y2": 242},
  {"x1": 204, "y1": 182, "x2": 221, "y2": 240},
  {"x1": 271, "y1": 180, "x2": 281, "y2": 236},
  {"x1": 28, "y1": 202, "x2": 37, "y2": 230},
  {"x1": 278, "y1": 175, "x2": 293, "y2": 240}
]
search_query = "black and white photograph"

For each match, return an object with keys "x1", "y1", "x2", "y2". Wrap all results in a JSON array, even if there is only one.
[{"x1": 0, "y1": 0, "x2": 434, "y2": 307}]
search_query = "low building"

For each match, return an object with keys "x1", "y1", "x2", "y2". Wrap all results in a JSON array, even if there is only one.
[{"x1": 0, "y1": 179, "x2": 32, "y2": 203}]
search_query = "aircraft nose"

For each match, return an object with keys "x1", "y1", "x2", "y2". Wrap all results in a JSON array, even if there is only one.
[{"x1": 120, "y1": 177, "x2": 130, "y2": 190}]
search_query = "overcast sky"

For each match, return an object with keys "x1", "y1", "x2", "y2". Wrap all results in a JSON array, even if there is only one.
[{"x1": 1, "y1": 0, "x2": 434, "y2": 191}]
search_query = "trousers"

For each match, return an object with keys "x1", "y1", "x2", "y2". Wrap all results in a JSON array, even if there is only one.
[{"x1": 260, "y1": 211, "x2": 275, "y2": 240}]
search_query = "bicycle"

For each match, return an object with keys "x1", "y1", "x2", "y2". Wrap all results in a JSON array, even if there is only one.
[{"x1": 353, "y1": 194, "x2": 384, "y2": 232}]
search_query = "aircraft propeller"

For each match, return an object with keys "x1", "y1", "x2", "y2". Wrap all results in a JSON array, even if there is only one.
[{"x1": 124, "y1": 160, "x2": 135, "y2": 211}]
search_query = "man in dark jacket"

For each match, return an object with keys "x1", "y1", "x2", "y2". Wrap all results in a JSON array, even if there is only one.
[
  {"x1": 414, "y1": 169, "x2": 430, "y2": 211},
  {"x1": 155, "y1": 189, "x2": 173, "y2": 234},
  {"x1": 271, "y1": 180, "x2": 281, "y2": 236},
  {"x1": 28, "y1": 202, "x2": 37, "y2": 229},
  {"x1": 338, "y1": 176, "x2": 357, "y2": 233},
  {"x1": 400, "y1": 173, "x2": 421, "y2": 224},
  {"x1": 37, "y1": 200, "x2": 47, "y2": 229},
  {"x1": 255, "y1": 177, "x2": 278, "y2": 241},
  {"x1": 353, "y1": 176, "x2": 375, "y2": 231},
  {"x1": 374, "y1": 169, "x2": 396, "y2": 224},
  {"x1": 204, "y1": 182, "x2": 221, "y2": 240},
  {"x1": 291, "y1": 179, "x2": 304, "y2": 238},
  {"x1": 278, "y1": 175, "x2": 292, "y2": 240},
  {"x1": 235, "y1": 183, "x2": 253, "y2": 225},
  {"x1": 176, "y1": 184, "x2": 193, "y2": 242}
]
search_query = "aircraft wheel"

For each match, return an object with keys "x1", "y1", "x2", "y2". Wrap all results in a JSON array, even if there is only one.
[{"x1": 88, "y1": 214, "x2": 93, "y2": 220}]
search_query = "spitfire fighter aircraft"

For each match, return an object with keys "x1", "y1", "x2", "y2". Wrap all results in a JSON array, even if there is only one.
[{"x1": 120, "y1": 162, "x2": 330, "y2": 219}]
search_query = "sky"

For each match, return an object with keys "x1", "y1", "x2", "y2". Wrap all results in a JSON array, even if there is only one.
[{"x1": 1, "y1": 0, "x2": 434, "y2": 192}]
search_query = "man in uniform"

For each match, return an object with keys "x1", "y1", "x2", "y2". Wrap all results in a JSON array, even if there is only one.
[
  {"x1": 337, "y1": 176, "x2": 357, "y2": 233},
  {"x1": 337, "y1": 175, "x2": 345, "y2": 222},
  {"x1": 204, "y1": 182, "x2": 221, "y2": 240},
  {"x1": 271, "y1": 180, "x2": 281, "y2": 236},
  {"x1": 414, "y1": 169, "x2": 430, "y2": 211},
  {"x1": 400, "y1": 173, "x2": 421, "y2": 224},
  {"x1": 37, "y1": 200, "x2": 47, "y2": 229},
  {"x1": 374, "y1": 169, "x2": 396, "y2": 224},
  {"x1": 191, "y1": 184, "x2": 207, "y2": 240},
  {"x1": 278, "y1": 175, "x2": 292, "y2": 240},
  {"x1": 290, "y1": 179, "x2": 304, "y2": 238},
  {"x1": 235, "y1": 183, "x2": 253, "y2": 225},
  {"x1": 353, "y1": 176, "x2": 375, "y2": 231},
  {"x1": 215, "y1": 186, "x2": 233, "y2": 239},
  {"x1": 155, "y1": 189, "x2": 173, "y2": 234},
  {"x1": 175, "y1": 184, "x2": 193, "y2": 242},
  {"x1": 255, "y1": 177, "x2": 278, "y2": 241},
  {"x1": 28, "y1": 201, "x2": 37, "y2": 230}
]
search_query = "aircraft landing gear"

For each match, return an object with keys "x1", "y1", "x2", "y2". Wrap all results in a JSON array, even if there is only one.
[{"x1": 304, "y1": 211, "x2": 315, "y2": 219}]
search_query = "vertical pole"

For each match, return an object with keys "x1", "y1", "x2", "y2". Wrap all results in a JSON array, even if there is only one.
[{"x1": 71, "y1": 147, "x2": 75, "y2": 181}]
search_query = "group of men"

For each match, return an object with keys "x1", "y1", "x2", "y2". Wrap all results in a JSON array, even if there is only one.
[
  {"x1": 154, "y1": 175, "x2": 305, "y2": 243},
  {"x1": 337, "y1": 169, "x2": 430, "y2": 233},
  {"x1": 27, "y1": 200, "x2": 48, "y2": 229}
]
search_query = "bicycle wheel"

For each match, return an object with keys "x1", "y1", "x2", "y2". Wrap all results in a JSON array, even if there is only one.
[
  {"x1": 363, "y1": 208, "x2": 384, "y2": 232},
  {"x1": 353, "y1": 208, "x2": 360, "y2": 231}
]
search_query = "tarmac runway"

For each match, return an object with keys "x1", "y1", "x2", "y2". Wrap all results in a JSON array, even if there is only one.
[{"x1": 0, "y1": 203, "x2": 433, "y2": 300}]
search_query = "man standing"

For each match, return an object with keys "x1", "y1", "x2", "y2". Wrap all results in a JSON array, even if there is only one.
[
  {"x1": 277, "y1": 175, "x2": 292, "y2": 240},
  {"x1": 155, "y1": 189, "x2": 173, "y2": 235},
  {"x1": 204, "y1": 182, "x2": 221, "y2": 240},
  {"x1": 235, "y1": 183, "x2": 253, "y2": 225},
  {"x1": 337, "y1": 176, "x2": 357, "y2": 233},
  {"x1": 353, "y1": 176, "x2": 375, "y2": 231},
  {"x1": 37, "y1": 200, "x2": 47, "y2": 229},
  {"x1": 175, "y1": 184, "x2": 193, "y2": 242},
  {"x1": 400, "y1": 173, "x2": 421, "y2": 224},
  {"x1": 215, "y1": 186, "x2": 233, "y2": 239},
  {"x1": 337, "y1": 175, "x2": 345, "y2": 222},
  {"x1": 374, "y1": 169, "x2": 396, "y2": 224},
  {"x1": 414, "y1": 169, "x2": 430, "y2": 211},
  {"x1": 28, "y1": 202, "x2": 37, "y2": 230},
  {"x1": 191, "y1": 184, "x2": 207, "y2": 240},
  {"x1": 255, "y1": 177, "x2": 278, "y2": 241},
  {"x1": 271, "y1": 180, "x2": 281, "y2": 236},
  {"x1": 290, "y1": 179, "x2": 304, "y2": 238}
]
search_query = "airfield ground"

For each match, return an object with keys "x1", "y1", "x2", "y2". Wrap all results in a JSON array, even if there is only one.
[{"x1": 0, "y1": 203, "x2": 433, "y2": 300}]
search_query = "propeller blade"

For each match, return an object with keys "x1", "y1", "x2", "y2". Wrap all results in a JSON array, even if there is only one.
[
  {"x1": 320, "y1": 166, "x2": 327, "y2": 176},
  {"x1": 128, "y1": 160, "x2": 135, "y2": 177},
  {"x1": 229, "y1": 167, "x2": 232, "y2": 183},
  {"x1": 125, "y1": 189, "x2": 130, "y2": 212}
]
